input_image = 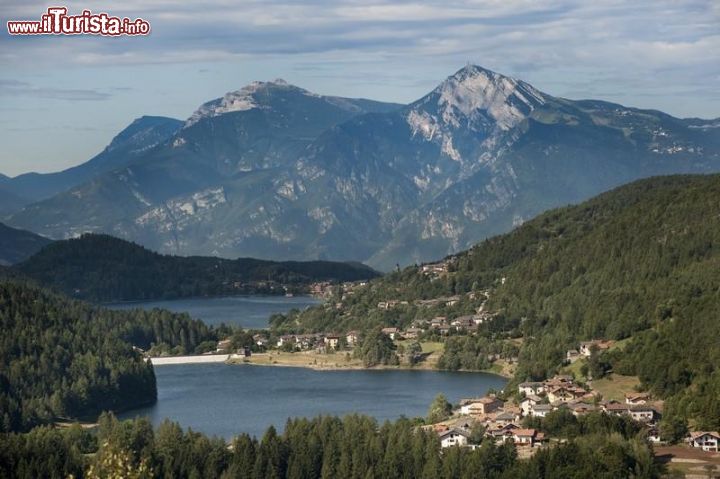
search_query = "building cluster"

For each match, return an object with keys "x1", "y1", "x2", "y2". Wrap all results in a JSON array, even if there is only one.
[
  {"x1": 276, "y1": 333, "x2": 343, "y2": 351},
  {"x1": 431, "y1": 394, "x2": 545, "y2": 449},
  {"x1": 420, "y1": 259, "x2": 455, "y2": 279}
]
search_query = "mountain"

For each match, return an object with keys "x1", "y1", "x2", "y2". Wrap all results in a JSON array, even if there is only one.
[
  {"x1": 0, "y1": 222, "x2": 52, "y2": 265},
  {"x1": 0, "y1": 116, "x2": 183, "y2": 203},
  {"x1": 0, "y1": 186, "x2": 28, "y2": 218},
  {"x1": 274, "y1": 174, "x2": 720, "y2": 428},
  {"x1": 14, "y1": 233, "x2": 380, "y2": 302},
  {"x1": 8, "y1": 66, "x2": 720, "y2": 269}
]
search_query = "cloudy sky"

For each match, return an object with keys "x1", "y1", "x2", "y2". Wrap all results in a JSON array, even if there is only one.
[{"x1": 1, "y1": 0, "x2": 718, "y2": 176}]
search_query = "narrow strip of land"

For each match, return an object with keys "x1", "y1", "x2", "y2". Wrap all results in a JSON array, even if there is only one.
[{"x1": 149, "y1": 354, "x2": 230, "y2": 365}]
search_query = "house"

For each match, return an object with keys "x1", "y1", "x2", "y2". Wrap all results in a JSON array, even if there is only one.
[
  {"x1": 346, "y1": 331, "x2": 360, "y2": 346},
  {"x1": 216, "y1": 339, "x2": 233, "y2": 353},
  {"x1": 513, "y1": 429, "x2": 542, "y2": 447},
  {"x1": 381, "y1": 327, "x2": 400, "y2": 340},
  {"x1": 568, "y1": 402, "x2": 596, "y2": 416},
  {"x1": 689, "y1": 432, "x2": 720, "y2": 452},
  {"x1": 438, "y1": 428, "x2": 470, "y2": 448},
  {"x1": 487, "y1": 423, "x2": 519, "y2": 444},
  {"x1": 277, "y1": 335, "x2": 295, "y2": 347},
  {"x1": 444, "y1": 296, "x2": 461, "y2": 307},
  {"x1": 544, "y1": 375, "x2": 574, "y2": 387},
  {"x1": 625, "y1": 392, "x2": 650, "y2": 405},
  {"x1": 628, "y1": 405, "x2": 657, "y2": 423},
  {"x1": 494, "y1": 411, "x2": 519, "y2": 425},
  {"x1": 429, "y1": 317, "x2": 447, "y2": 328},
  {"x1": 579, "y1": 340, "x2": 613, "y2": 357},
  {"x1": 460, "y1": 396, "x2": 503, "y2": 416},
  {"x1": 530, "y1": 404, "x2": 554, "y2": 418},
  {"x1": 404, "y1": 327, "x2": 423, "y2": 339},
  {"x1": 602, "y1": 401, "x2": 629, "y2": 416},
  {"x1": 547, "y1": 386, "x2": 587, "y2": 403},
  {"x1": 438, "y1": 326, "x2": 453, "y2": 335},
  {"x1": 451, "y1": 315, "x2": 476, "y2": 329},
  {"x1": 253, "y1": 334, "x2": 269, "y2": 348},
  {"x1": 518, "y1": 381, "x2": 545, "y2": 396},
  {"x1": 520, "y1": 394, "x2": 543, "y2": 416},
  {"x1": 566, "y1": 349, "x2": 581, "y2": 363},
  {"x1": 325, "y1": 335, "x2": 340, "y2": 350}
]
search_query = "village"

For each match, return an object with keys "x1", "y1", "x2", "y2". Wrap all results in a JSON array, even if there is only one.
[{"x1": 202, "y1": 260, "x2": 720, "y2": 469}]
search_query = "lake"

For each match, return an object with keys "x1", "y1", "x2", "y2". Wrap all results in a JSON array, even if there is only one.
[
  {"x1": 120, "y1": 363, "x2": 507, "y2": 439},
  {"x1": 107, "y1": 295, "x2": 320, "y2": 329},
  {"x1": 112, "y1": 296, "x2": 507, "y2": 439}
]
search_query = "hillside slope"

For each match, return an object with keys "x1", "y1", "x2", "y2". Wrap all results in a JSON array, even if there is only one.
[
  {"x1": 0, "y1": 222, "x2": 52, "y2": 265},
  {"x1": 15, "y1": 234, "x2": 379, "y2": 302},
  {"x1": 277, "y1": 174, "x2": 720, "y2": 428}
]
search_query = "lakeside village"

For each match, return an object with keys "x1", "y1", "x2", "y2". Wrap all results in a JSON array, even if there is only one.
[{"x1": 153, "y1": 259, "x2": 720, "y2": 459}]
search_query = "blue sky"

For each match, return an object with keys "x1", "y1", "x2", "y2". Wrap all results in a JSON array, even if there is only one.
[{"x1": 1, "y1": 0, "x2": 719, "y2": 176}]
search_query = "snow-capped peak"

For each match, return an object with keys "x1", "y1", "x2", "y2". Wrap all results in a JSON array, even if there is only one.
[
  {"x1": 411, "y1": 65, "x2": 547, "y2": 132},
  {"x1": 185, "y1": 79, "x2": 310, "y2": 126}
]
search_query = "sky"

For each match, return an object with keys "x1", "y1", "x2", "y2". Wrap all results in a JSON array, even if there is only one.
[{"x1": 1, "y1": 0, "x2": 719, "y2": 177}]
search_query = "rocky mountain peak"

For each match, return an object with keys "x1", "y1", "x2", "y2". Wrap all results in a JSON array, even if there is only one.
[
  {"x1": 185, "y1": 79, "x2": 312, "y2": 126},
  {"x1": 409, "y1": 64, "x2": 547, "y2": 133}
]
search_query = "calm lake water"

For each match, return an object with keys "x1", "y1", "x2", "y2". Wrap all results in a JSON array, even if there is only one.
[
  {"x1": 120, "y1": 363, "x2": 507, "y2": 439},
  {"x1": 107, "y1": 295, "x2": 320, "y2": 329},
  {"x1": 112, "y1": 296, "x2": 507, "y2": 439}
]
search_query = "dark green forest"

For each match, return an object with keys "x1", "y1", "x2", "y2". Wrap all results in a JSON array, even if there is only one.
[
  {"x1": 271, "y1": 174, "x2": 720, "y2": 428},
  {"x1": 0, "y1": 280, "x2": 216, "y2": 433},
  {"x1": 14, "y1": 234, "x2": 379, "y2": 302},
  {"x1": 0, "y1": 412, "x2": 662, "y2": 479}
]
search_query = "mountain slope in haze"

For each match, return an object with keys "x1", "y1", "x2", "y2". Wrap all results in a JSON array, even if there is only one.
[
  {"x1": 9, "y1": 81, "x2": 402, "y2": 248},
  {"x1": 8, "y1": 66, "x2": 720, "y2": 269},
  {"x1": 0, "y1": 186, "x2": 28, "y2": 218},
  {"x1": 274, "y1": 174, "x2": 720, "y2": 428},
  {"x1": 0, "y1": 222, "x2": 52, "y2": 265},
  {"x1": 0, "y1": 116, "x2": 183, "y2": 203},
  {"x1": 15, "y1": 233, "x2": 380, "y2": 302}
]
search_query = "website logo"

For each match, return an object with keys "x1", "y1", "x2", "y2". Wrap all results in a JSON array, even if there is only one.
[{"x1": 7, "y1": 6, "x2": 151, "y2": 36}]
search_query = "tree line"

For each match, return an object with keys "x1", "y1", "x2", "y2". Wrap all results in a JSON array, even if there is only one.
[{"x1": 0, "y1": 412, "x2": 663, "y2": 479}]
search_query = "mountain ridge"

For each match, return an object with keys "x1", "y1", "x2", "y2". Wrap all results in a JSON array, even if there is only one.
[
  {"x1": 14, "y1": 233, "x2": 380, "y2": 302},
  {"x1": 7, "y1": 65, "x2": 720, "y2": 269}
]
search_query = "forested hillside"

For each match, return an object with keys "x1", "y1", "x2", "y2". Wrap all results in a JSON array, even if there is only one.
[
  {"x1": 15, "y1": 234, "x2": 379, "y2": 302},
  {"x1": 273, "y1": 174, "x2": 720, "y2": 428},
  {"x1": 0, "y1": 280, "x2": 216, "y2": 432},
  {"x1": 0, "y1": 222, "x2": 52, "y2": 266}
]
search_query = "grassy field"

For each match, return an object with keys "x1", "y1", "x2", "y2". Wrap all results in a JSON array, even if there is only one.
[
  {"x1": 591, "y1": 374, "x2": 640, "y2": 402},
  {"x1": 229, "y1": 340, "x2": 445, "y2": 371}
]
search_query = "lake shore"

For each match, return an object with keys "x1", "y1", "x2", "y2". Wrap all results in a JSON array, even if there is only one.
[{"x1": 226, "y1": 351, "x2": 513, "y2": 378}]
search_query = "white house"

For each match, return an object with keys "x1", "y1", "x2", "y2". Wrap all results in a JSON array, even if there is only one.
[
  {"x1": 530, "y1": 404, "x2": 554, "y2": 418},
  {"x1": 459, "y1": 396, "x2": 503, "y2": 416},
  {"x1": 513, "y1": 429, "x2": 542, "y2": 447},
  {"x1": 518, "y1": 382, "x2": 545, "y2": 396},
  {"x1": 520, "y1": 395, "x2": 542, "y2": 416},
  {"x1": 689, "y1": 432, "x2": 720, "y2": 452},
  {"x1": 625, "y1": 392, "x2": 650, "y2": 405},
  {"x1": 439, "y1": 428, "x2": 470, "y2": 448},
  {"x1": 628, "y1": 405, "x2": 657, "y2": 423}
]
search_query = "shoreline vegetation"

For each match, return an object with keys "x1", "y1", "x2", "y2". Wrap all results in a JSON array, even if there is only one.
[{"x1": 149, "y1": 350, "x2": 513, "y2": 378}]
